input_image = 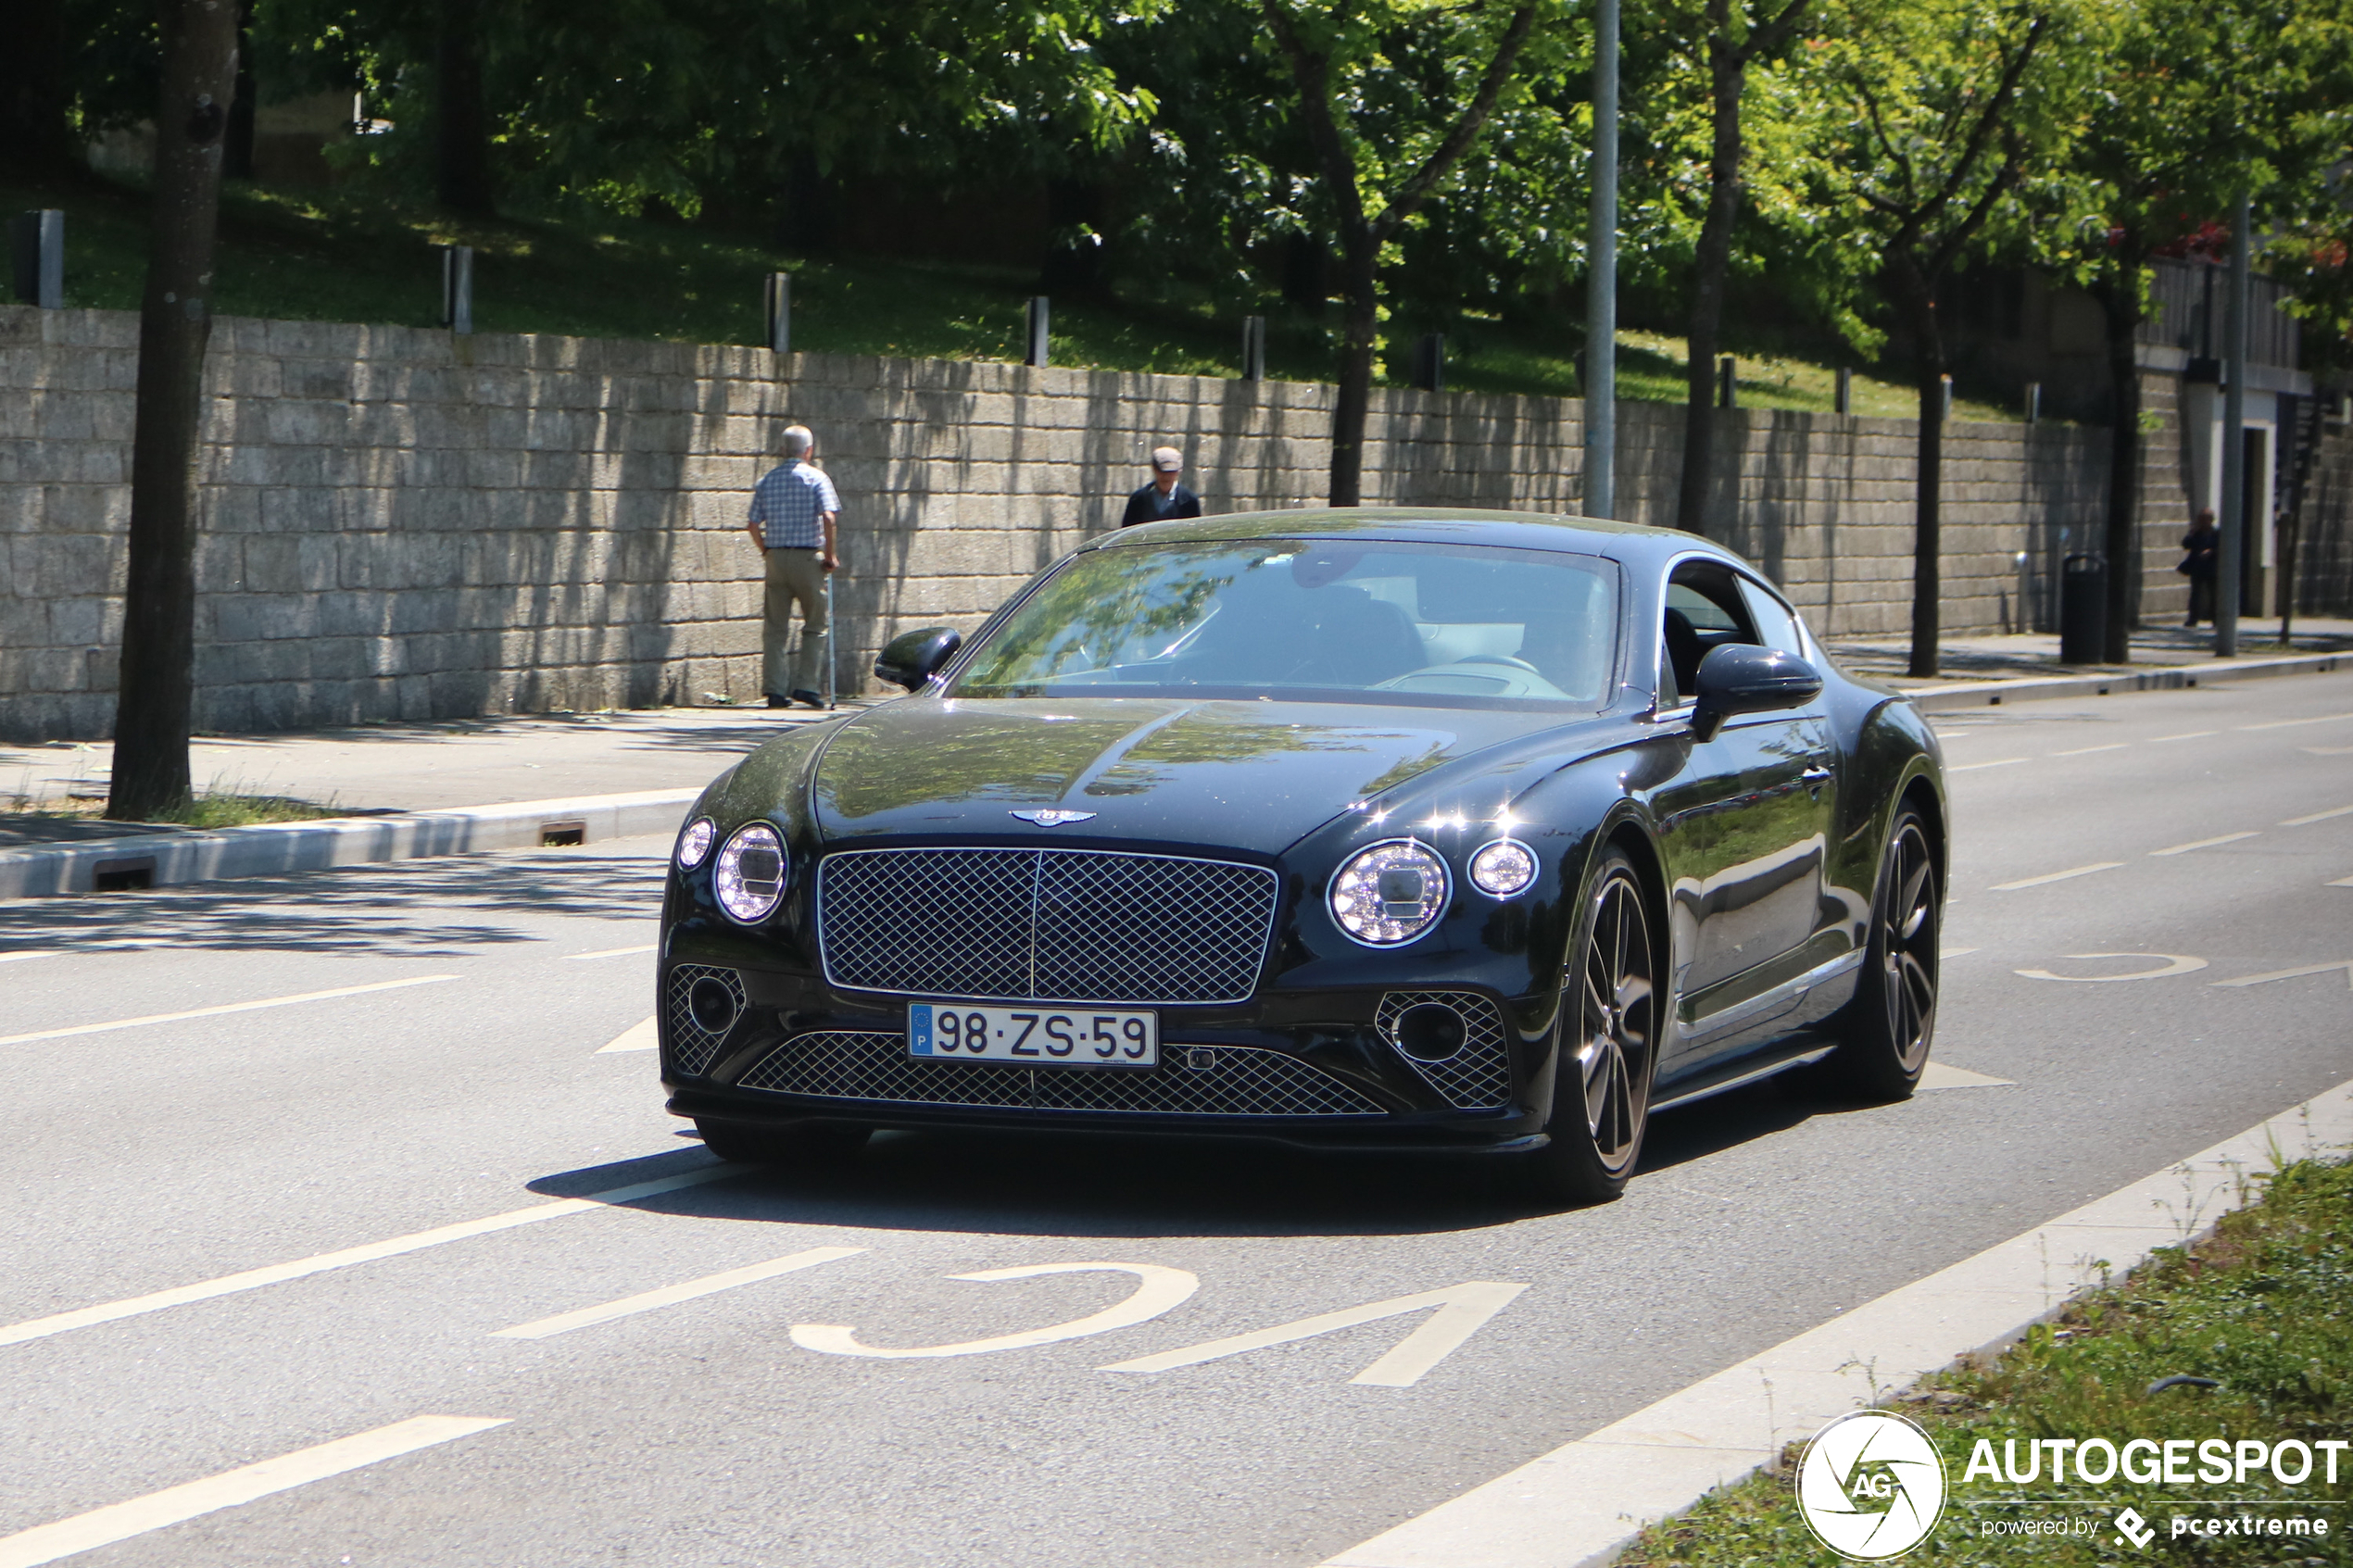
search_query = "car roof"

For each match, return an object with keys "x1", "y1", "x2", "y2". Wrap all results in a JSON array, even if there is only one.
[{"x1": 1086, "y1": 507, "x2": 1743, "y2": 574}]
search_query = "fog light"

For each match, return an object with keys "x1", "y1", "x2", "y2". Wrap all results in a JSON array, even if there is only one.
[
  {"x1": 687, "y1": 975, "x2": 740, "y2": 1035},
  {"x1": 1393, "y1": 1001, "x2": 1468, "y2": 1062}
]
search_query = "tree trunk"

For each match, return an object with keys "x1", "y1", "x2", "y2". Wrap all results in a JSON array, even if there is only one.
[
  {"x1": 2098, "y1": 247, "x2": 2143, "y2": 661},
  {"x1": 1328, "y1": 227, "x2": 1379, "y2": 507},
  {"x1": 1676, "y1": 36, "x2": 1745, "y2": 536},
  {"x1": 1898, "y1": 268, "x2": 1945, "y2": 680},
  {"x1": 224, "y1": 0, "x2": 257, "y2": 181},
  {"x1": 110, "y1": 0, "x2": 241, "y2": 821},
  {"x1": 0, "y1": 0, "x2": 72, "y2": 173},
  {"x1": 434, "y1": 0, "x2": 496, "y2": 218}
]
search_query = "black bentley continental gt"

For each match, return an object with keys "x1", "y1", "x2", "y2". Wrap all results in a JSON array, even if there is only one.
[{"x1": 658, "y1": 508, "x2": 1947, "y2": 1202}]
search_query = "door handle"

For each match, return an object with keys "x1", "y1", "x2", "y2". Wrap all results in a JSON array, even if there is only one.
[{"x1": 1801, "y1": 766, "x2": 1833, "y2": 794}]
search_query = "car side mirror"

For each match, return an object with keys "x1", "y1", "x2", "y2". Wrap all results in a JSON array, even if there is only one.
[
  {"x1": 1690, "y1": 644, "x2": 1822, "y2": 742},
  {"x1": 875, "y1": 626, "x2": 962, "y2": 692}
]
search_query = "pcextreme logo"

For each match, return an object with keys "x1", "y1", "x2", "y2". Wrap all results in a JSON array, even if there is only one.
[{"x1": 1797, "y1": 1411, "x2": 1948, "y2": 1561}]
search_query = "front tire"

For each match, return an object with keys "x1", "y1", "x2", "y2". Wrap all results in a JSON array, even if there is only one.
[
  {"x1": 1510, "y1": 846, "x2": 1658, "y2": 1205},
  {"x1": 696, "y1": 1118, "x2": 872, "y2": 1169},
  {"x1": 1816, "y1": 804, "x2": 1940, "y2": 1100}
]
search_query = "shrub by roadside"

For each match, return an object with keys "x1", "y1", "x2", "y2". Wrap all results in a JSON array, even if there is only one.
[{"x1": 1620, "y1": 1153, "x2": 2353, "y2": 1565}]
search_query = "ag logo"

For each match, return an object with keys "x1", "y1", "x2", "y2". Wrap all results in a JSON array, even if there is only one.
[{"x1": 1796, "y1": 1410, "x2": 1947, "y2": 1560}]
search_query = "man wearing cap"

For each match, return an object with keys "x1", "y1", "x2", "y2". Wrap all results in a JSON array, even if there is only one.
[
  {"x1": 1119, "y1": 446, "x2": 1203, "y2": 528},
  {"x1": 746, "y1": 423, "x2": 839, "y2": 709}
]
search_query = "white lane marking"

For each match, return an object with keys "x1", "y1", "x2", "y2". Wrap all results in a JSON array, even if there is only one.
[
  {"x1": 1938, "y1": 946, "x2": 1979, "y2": 960},
  {"x1": 792, "y1": 1263, "x2": 1197, "y2": 1360},
  {"x1": 568, "y1": 944, "x2": 658, "y2": 960},
  {"x1": 2150, "y1": 831, "x2": 2259, "y2": 857},
  {"x1": 2239, "y1": 712, "x2": 2353, "y2": 731},
  {"x1": 0, "y1": 950, "x2": 59, "y2": 965},
  {"x1": 597, "y1": 1017, "x2": 659, "y2": 1054},
  {"x1": 1319, "y1": 1077, "x2": 2353, "y2": 1568},
  {"x1": 495, "y1": 1247, "x2": 865, "y2": 1339},
  {"x1": 2213, "y1": 960, "x2": 2353, "y2": 991},
  {"x1": 1101, "y1": 1281, "x2": 1529, "y2": 1388},
  {"x1": 0, "y1": 1165, "x2": 735, "y2": 1350},
  {"x1": 0, "y1": 975, "x2": 459, "y2": 1049},
  {"x1": 2150, "y1": 730, "x2": 2218, "y2": 743},
  {"x1": 1917, "y1": 1061, "x2": 2015, "y2": 1090},
  {"x1": 2015, "y1": 953, "x2": 2208, "y2": 984},
  {"x1": 0, "y1": 1415, "x2": 509, "y2": 1568},
  {"x1": 2283, "y1": 804, "x2": 2353, "y2": 827},
  {"x1": 2054, "y1": 743, "x2": 2129, "y2": 757},
  {"x1": 2332, "y1": 875, "x2": 2353, "y2": 887},
  {"x1": 2304, "y1": 746, "x2": 2353, "y2": 758},
  {"x1": 1990, "y1": 862, "x2": 2123, "y2": 891},
  {"x1": 1948, "y1": 758, "x2": 2029, "y2": 772}
]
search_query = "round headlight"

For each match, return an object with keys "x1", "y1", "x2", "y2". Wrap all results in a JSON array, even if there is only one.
[
  {"x1": 674, "y1": 817, "x2": 715, "y2": 871},
  {"x1": 1328, "y1": 838, "x2": 1450, "y2": 947},
  {"x1": 712, "y1": 822, "x2": 787, "y2": 923},
  {"x1": 1468, "y1": 839, "x2": 1538, "y2": 898}
]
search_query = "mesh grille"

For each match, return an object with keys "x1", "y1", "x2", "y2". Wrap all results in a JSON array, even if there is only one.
[
  {"x1": 738, "y1": 1033, "x2": 1383, "y2": 1118},
  {"x1": 663, "y1": 964, "x2": 747, "y2": 1076},
  {"x1": 818, "y1": 847, "x2": 1278, "y2": 1004},
  {"x1": 1376, "y1": 991, "x2": 1515, "y2": 1109}
]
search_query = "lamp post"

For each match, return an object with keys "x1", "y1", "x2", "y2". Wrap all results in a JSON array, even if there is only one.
[
  {"x1": 2217, "y1": 189, "x2": 2249, "y2": 659},
  {"x1": 1583, "y1": 0, "x2": 1618, "y2": 520}
]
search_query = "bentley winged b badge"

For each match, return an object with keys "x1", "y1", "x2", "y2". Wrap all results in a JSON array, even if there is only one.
[{"x1": 1010, "y1": 809, "x2": 1098, "y2": 826}]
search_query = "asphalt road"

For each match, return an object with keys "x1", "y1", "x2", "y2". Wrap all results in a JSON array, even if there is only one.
[{"x1": 3, "y1": 673, "x2": 2349, "y2": 1568}]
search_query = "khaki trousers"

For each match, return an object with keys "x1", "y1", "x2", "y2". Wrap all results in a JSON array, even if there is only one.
[{"x1": 762, "y1": 548, "x2": 829, "y2": 696}]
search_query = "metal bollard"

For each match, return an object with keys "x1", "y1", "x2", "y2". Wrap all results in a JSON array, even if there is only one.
[
  {"x1": 1026, "y1": 295, "x2": 1051, "y2": 368},
  {"x1": 1240, "y1": 315, "x2": 1266, "y2": 383},
  {"x1": 822, "y1": 572, "x2": 836, "y2": 709},
  {"x1": 441, "y1": 245, "x2": 474, "y2": 334},
  {"x1": 764, "y1": 271, "x2": 790, "y2": 355},
  {"x1": 9, "y1": 210, "x2": 63, "y2": 307}
]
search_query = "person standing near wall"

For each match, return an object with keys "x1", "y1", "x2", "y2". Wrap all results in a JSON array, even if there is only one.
[
  {"x1": 746, "y1": 424, "x2": 839, "y2": 709},
  {"x1": 1120, "y1": 446, "x2": 1202, "y2": 527},
  {"x1": 2179, "y1": 508, "x2": 2219, "y2": 627}
]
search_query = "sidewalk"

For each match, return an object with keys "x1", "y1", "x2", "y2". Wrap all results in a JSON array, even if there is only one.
[{"x1": 1824, "y1": 614, "x2": 2353, "y2": 686}]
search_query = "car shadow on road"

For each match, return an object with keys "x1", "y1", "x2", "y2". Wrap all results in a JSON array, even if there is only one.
[
  {"x1": 0, "y1": 849, "x2": 663, "y2": 956},
  {"x1": 529, "y1": 1082, "x2": 1873, "y2": 1241}
]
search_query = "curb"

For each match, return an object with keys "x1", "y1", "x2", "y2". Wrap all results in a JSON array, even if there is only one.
[
  {"x1": 1893, "y1": 649, "x2": 2347, "y2": 712},
  {"x1": 0, "y1": 789, "x2": 700, "y2": 901}
]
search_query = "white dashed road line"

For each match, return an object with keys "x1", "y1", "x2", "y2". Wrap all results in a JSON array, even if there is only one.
[
  {"x1": 2054, "y1": 743, "x2": 2130, "y2": 757},
  {"x1": 1320, "y1": 1077, "x2": 2353, "y2": 1568},
  {"x1": 597, "y1": 1017, "x2": 659, "y2": 1054},
  {"x1": 2239, "y1": 712, "x2": 2353, "y2": 731},
  {"x1": 1990, "y1": 862, "x2": 2123, "y2": 891},
  {"x1": 0, "y1": 1165, "x2": 736, "y2": 1350},
  {"x1": 495, "y1": 1247, "x2": 866, "y2": 1340},
  {"x1": 1916, "y1": 1061, "x2": 2015, "y2": 1090},
  {"x1": 2150, "y1": 730, "x2": 2219, "y2": 743},
  {"x1": 2284, "y1": 804, "x2": 2353, "y2": 827},
  {"x1": 1948, "y1": 758, "x2": 2029, "y2": 773},
  {"x1": 1938, "y1": 946, "x2": 1979, "y2": 959},
  {"x1": 0, "y1": 950, "x2": 58, "y2": 965},
  {"x1": 567, "y1": 945, "x2": 658, "y2": 960},
  {"x1": 2150, "y1": 832, "x2": 2259, "y2": 856},
  {"x1": 0, "y1": 975, "x2": 460, "y2": 1049},
  {"x1": 0, "y1": 1415, "x2": 510, "y2": 1568}
]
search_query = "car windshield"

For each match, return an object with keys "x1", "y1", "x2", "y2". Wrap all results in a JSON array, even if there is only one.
[{"x1": 948, "y1": 538, "x2": 1620, "y2": 709}]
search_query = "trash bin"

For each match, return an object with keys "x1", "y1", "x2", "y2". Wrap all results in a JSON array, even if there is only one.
[{"x1": 2058, "y1": 552, "x2": 2107, "y2": 664}]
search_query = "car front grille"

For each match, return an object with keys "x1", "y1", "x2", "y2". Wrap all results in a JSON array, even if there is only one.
[
  {"x1": 1376, "y1": 991, "x2": 1515, "y2": 1109},
  {"x1": 736, "y1": 1032, "x2": 1384, "y2": 1118},
  {"x1": 817, "y1": 847, "x2": 1280, "y2": 1004}
]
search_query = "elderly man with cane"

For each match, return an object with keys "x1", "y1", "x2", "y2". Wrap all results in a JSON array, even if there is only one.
[{"x1": 746, "y1": 423, "x2": 839, "y2": 709}]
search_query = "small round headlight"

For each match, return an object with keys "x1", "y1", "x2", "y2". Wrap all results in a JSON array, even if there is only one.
[
  {"x1": 712, "y1": 822, "x2": 786, "y2": 923},
  {"x1": 675, "y1": 817, "x2": 715, "y2": 870},
  {"x1": 1328, "y1": 838, "x2": 1450, "y2": 947},
  {"x1": 1468, "y1": 839, "x2": 1538, "y2": 898}
]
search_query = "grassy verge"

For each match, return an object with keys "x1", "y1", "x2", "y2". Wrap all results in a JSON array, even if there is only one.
[
  {"x1": 0, "y1": 169, "x2": 2009, "y2": 419},
  {"x1": 1621, "y1": 1153, "x2": 2353, "y2": 1566}
]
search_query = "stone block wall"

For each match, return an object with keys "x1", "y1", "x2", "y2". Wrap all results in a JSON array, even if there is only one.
[{"x1": 4, "y1": 303, "x2": 2123, "y2": 743}]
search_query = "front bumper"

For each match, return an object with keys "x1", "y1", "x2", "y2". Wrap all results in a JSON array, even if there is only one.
[{"x1": 655, "y1": 956, "x2": 1557, "y2": 1150}]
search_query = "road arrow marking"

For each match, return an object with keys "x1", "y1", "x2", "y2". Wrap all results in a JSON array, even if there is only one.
[
  {"x1": 793, "y1": 1263, "x2": 1197, "y2": 1359},
  {"x1": 1101, "y1": 1280, "x2": 1529, "y2": 1387},
  {"x1": 497, "y1": 1247, "x2": 864, "y2": 1339},
  {"x1": 2016, "y1": 954, "x2": 2208, "y2": 984},
  {"x1": 597, "y1": 1017, "x2": 659, "y2": 1053},
  {"x1": 2213, "y1": 960, "x2": 2353, "y2": 991},
  {"x1": 1918, "y1": 1062, "x2": 2015, "y2": 1091}
]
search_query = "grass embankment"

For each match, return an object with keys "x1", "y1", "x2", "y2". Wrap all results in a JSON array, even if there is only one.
[
  {"x1": 1623, "y1": 1154, "x2": 2353, "y2": 1566},
  {"x1": 0, "y1": 169, "x2": 2007, "y2": 420}
]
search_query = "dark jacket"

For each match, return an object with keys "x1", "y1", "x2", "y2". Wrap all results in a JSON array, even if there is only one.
[
  {"x1": 2180, "y1": 525, "x2": 2219, "y2": 582},
  {"x1": 1121, "y1": 483, "x2": 1202, "y2": 529}
]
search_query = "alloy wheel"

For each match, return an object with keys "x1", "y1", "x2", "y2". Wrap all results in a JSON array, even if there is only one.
[
  {"x1": 1575, "y1": 869, "x2": 1655, "y2": 1173},
  {"x1": 1880, "y1": 821, "x2": 1938, "y2": 1073}
]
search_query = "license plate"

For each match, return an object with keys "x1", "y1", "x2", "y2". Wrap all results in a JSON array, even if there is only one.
[{"x1": 908, "y1": 1003, "x2": 1158, "y2": 1067}]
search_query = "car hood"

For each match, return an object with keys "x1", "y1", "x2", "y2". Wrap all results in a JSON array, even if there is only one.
[{"x1": 809, "y1": 696, "x2": 1577, "y2": 856}]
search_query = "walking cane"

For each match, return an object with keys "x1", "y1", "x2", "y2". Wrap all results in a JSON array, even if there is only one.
[{"x1": 822, "y1": 570, "x2": 836, "y2": 709}]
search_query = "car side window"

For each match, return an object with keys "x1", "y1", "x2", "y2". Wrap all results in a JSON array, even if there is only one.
[
  {"x1": 1735, "y1": 578, "x2": 1806, "y2": 659},
  {"x1": 1661, "y1": 570, "x2": 1758, "y2": 705}
]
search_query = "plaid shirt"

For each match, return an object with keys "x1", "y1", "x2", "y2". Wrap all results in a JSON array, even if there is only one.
[{"x1": 749, "y1": 460, "x2": 840, "y2": 549}]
